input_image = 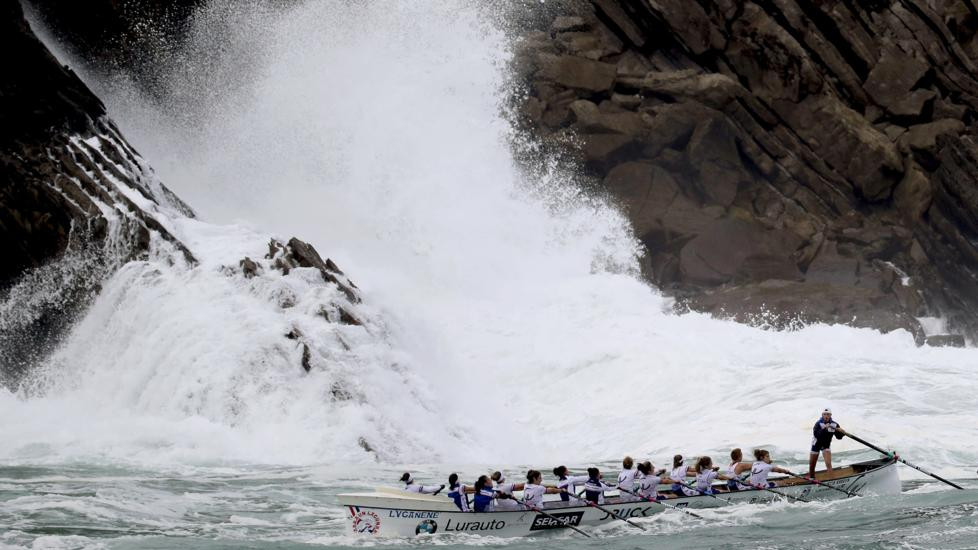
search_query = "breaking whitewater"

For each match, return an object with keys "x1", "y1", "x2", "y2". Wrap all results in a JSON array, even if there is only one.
[{"x1": 3, "y1": 2, "x2": 978, "y2": 548}]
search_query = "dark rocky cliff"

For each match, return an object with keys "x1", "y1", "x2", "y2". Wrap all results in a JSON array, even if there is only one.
[{"x1": 513, "y1": 0, "x2": 978, "y2": 344}]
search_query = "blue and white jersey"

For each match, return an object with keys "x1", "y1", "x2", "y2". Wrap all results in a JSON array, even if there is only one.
[
  {"x1": 473, "y1": 486, "x2": 496, "y2": 513},
  {"x1": 583, "y1": 477, "x2": 616, "y2": 504},
  {"x1": 556, "y1": 474, "x2": 589, "y2": 502},
  {"x1": 812, "y1": 418, "x2": 842, "y2": 449},
  {"x1": 447, "y1": 483, "x2": 469, "y2": 512}
]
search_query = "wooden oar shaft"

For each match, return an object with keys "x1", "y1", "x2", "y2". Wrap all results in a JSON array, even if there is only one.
[
  {"x1": 523, "y1": 502, "x2": 591, "y2": 538},
  {"x1": 562, "y1": 490, "x2": 647, "y2": 531},
  {"x1": 617, "y1": 487, "x2": 704, "y2": 519},
  {"x1": 784, "y1": 470, "x2": 857, "y2": 497},
  {"x1": 846, "y1": 432, "x2": 964, "y2": 490}
]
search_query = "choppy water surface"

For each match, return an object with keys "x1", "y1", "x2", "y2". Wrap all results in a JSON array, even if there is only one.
[{"x1": 2, "y1": 461, "x2": 977, "y2": 550}]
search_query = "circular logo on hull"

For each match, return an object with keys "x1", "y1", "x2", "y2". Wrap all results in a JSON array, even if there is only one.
[
  {"x1": 415, "y1": 519, "x2": 438, "y2": 535},
  {"x1": 352, "y1": 510, "x2": 381, "y2": 535}
]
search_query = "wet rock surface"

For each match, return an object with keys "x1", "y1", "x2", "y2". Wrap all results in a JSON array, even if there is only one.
[{"x1": 515, "y1": 0, "x2": 978, "y2": 342}]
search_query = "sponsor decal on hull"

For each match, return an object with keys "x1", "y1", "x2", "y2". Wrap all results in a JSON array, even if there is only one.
[
  {"x1": 443, "y1": 518, "x2": 507, "y2": 532},
  {"x1": 350, "y1": 508, "x2": 381, "y2": 535},
  {"x1": 529, "y1": 511, "x2": 584, "y2": 531},
  {"x1": 389, "y1": 510, "x2": 440, "y2": 519},
  {"x1": 415, "y1": 519, "x2": 438, "y2": 534}
]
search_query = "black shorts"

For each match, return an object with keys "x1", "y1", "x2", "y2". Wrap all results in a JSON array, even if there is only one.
[{"x1": 811, "y1": 438, "x2": 833, "y2": 453}]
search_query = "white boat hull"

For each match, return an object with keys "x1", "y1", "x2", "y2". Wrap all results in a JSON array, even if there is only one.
[{"x1": 339, "y1": 458, "x2": 900, "y2": 538}]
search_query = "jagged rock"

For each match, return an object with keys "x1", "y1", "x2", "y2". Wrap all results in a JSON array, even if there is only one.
[
  {"x1": 893, "y1": 160, "x2": 933, "y2": 222},
  {"x1": 924, "y1": 334, "x2": 966, "y2": 347},
  {"x1": 685, "y1": 117, "x2": 748, "y2": 207},
  {"x1": 679, "y1": 219, "x2": 802, "y2": 286},
  {"x1": 570, "y1": 99, "x2": 647, "y2": 135},
  {"x1": 552, "y1": 16, "x2": 588, "y2": 33},
  {"x1": 899, "y1": 119, "x2": 967, "y2": 158},
  {"x1": 285, "y1": 237, "x2": 360, "y2": 303},
  {"x1": 338, "y1": 306, "x2": 363, "y2": 326},
  {"x1": 863, "y1": 45, "x2": 931, "y2": 116},
  {"x1": 536, "y1": 54, "x2": 616, "y2": 92},
  {"x1": 301, "y1": 343, "x2": 311, "y2": 372},
  {"x1": 777, "y1": 94, "x2": 902, "y2": 201},
  {"x1": 239, "y1": 257, "x2": 259, "y2": 278}
]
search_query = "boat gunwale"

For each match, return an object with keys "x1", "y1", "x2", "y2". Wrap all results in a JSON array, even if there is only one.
[{"x1": 338, "y1": 457, "x2": 896, "y2": 514}]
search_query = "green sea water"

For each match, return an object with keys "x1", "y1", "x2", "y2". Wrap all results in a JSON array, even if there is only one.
[{"x1": 3, "y1": 461, "x2": 977, "y2": 550}]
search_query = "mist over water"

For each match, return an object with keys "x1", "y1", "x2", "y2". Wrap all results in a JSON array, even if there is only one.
[{"x1": 6, "y1": 0, "x2": 978, "y2": 480}]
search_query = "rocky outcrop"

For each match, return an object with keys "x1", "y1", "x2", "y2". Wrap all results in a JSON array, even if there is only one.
[
  {"x1": 0, "y1": 0, "x2": 204, "y2": 382},
  {"x1": 515, "y1": 0, "x2": 978, "y2": 343}
]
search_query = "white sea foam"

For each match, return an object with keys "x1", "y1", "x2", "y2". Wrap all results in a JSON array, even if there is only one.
[{"x1": 5, "y1": 0, "x2": 978, "y2": 480}]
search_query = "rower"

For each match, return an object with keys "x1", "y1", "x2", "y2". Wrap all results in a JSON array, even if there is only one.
[
  {"x1": 400, "y1": 473, "x2": 444, "y2": 495},
  {"x1": 472, "y1": 475, "x2": 496, "y2": 512},
  {"x1": 522, "y1": 470, "x2": 561, "y2": 509},
  {"x1": 491, "y1": 471, "x2": 524, "y2": 511},
  {"x1": 446, "y1": 473, "x2": 471, "y2": 512},
  {"x1": 725, "y1": 448, "x2": 752, "y2": 491},
  {"x1": 694, "y1": 456, "x2": 731, "y2": 495},
  {"x1": 670, "y1": 455, "x2": 694, "y2": 496},
  {"x1": 749, "y1": 449, "x2": 791, "y2": 488},
  {"x1": 636, "y1": 461, "x2": 672, "y2": 501},
  {"x1": 553, "y1": 466, "x2": 589, "y2": 505},
  {"x1": 583, "y1": 467, "x2": 617, "y2": 504},
  {"x1": 617, "y1": 456, "x2": 638, "y2": 501},
  {"x1": 809, "y1": 408, "x2": 846, "y2": 478}
]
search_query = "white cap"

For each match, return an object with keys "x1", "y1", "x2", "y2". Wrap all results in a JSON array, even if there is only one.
[{"x1": 823, "y1": 408, "x2": 832, "y2": 414}]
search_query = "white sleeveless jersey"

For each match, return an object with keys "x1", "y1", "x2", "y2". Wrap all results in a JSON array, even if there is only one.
[
  {"x1": 670, "y1": 464, "x2": 688, "y2": 481},
  {"x1": 557, "y1": 474, "x2": 589, "y2": 495},
  {"x1": 522, "y1": 483, "x2": 547, "y2": 507},
  {"x1": 617, "y1": 469, "x2": 637, "y2": 491},
  {"x1": 637, "y1": 474, "x2": 662, "y2": 499},
  {"x1": 695, "y1": 469, "x2": 718, "y2": 492},
  {"x1": 493, "y1": 481, "x2": 520, "y2": 510},
  {"x1": 749, "y1": 461, "x2": 774, "y2": 486}
]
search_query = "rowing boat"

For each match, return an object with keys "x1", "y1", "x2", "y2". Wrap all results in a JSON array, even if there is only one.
[{"x1": 337, "y1": 457, "x2": 899, "y2": 537}]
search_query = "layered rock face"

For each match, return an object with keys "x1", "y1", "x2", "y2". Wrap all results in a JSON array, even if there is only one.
[
  {"x1": 0, "y1": 0, "x2": 365, "y2": 385},
  {"x1": 515, "y1": 0, "x2": 978, "y2": 343}
]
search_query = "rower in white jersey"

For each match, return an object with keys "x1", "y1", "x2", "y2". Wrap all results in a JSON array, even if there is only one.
[
  {"x1": 725, "y1": 448, "x2": 753, "y2": 491},
  {"x1": 400, "y1": 472, "x2": 444, "y2": 494},
  {"x1": 521, "y1": 469, "x2": 561, "y2": 509},
  {"x1": 636, "y1": 461, "x2": 673, "y2": 501},
  {"x1": 693, "y1": 456, "x2": 732, "y2": 494},
  {"x1": 748, "y1": 449, "x2": 791, "y2": 489},
  {"x1": 552, "y1": 466, "x2": 590, "y2": 506},
  {"x1": 670, "y1": 454, "x2": 695, "y2": 496},
  {"x1": 617, "y1": 456, "x2": 639, "y2": 501},
  {"x1": 491, "y1": 471, "x2": 524, "y2": 511}
]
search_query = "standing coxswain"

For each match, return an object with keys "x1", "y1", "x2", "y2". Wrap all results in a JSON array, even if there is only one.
[
  {"x1": 809, "y1": 408, "x2": 846, "y2": 478},
  {"x1": 400, "y1": 473, "x2": 444, "y2": 494},
  {"x1": 553, "y1": 466, "x2": 589, "y2": 505},
  {"x1": 521, "y1": 470, "x2": 562, "y2": 508}
]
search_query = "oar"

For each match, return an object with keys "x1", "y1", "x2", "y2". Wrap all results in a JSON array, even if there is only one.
[
  {"x1": 521, "y1": 501, "x2": 591, "y2": 538},
  {"x1": 561, "y1": 490, "x2": 647, "y2": 531},
  {"x1": 783, "y1": 470, "x2": 858, "y2": 498},
  {"x1": 617, "y1": 487, "x2": 704, "y2": 519},
  {"x1": 845, "y1": 432, "x2": 963, "y2": 490},
  {"x1": 680, "y1": 481, "x2": 735, "y2": 504},
  {"x1": 733, "y1": 478, "x2": 809, "y2": 503}
]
